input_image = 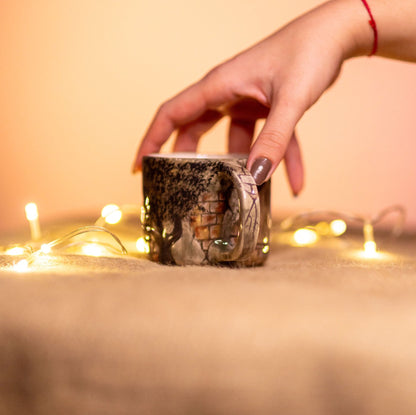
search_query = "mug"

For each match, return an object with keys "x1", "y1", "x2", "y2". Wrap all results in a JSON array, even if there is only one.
[{"x1": 142, "y1": 153, "x2": 271, "y2": 266}]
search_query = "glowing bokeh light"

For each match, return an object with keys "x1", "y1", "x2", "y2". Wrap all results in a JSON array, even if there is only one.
[
  {"x1": 25, "y1": 203, "x2": 39, "y2": 221},
  {"x1": 5, "y1": 246, "x2": 26, "y2": 256},
  {"x1": 13, "y1": 259, "x2": 29, "y2": 273},
  {"x1": 363, "y1": 240, "x2": 377, "y2": 258},
  {"x1": 41, "y1": 244, "x2": 52, "y2": 254},
  {"x1": 101, "y1": 204, "x2": 122, "y2": 225},
  {"x1": 136, "y1": 237, "x2": 149, "y2": 254},
  {"x1": 293, "y1": 228, "x2": 318, "y2": 246},
  {"x1": 315, "y1": 221, "x2": 330, "y2": 236},
  {"x1": 330, "y1": 219, "x2": 347, "y2": 236},
  {"x1": 82, "y1": 243, "x2": 106, "y2": 257}
]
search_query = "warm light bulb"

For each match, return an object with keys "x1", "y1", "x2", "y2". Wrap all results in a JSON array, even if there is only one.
[
  {"x1": 315, "y1": 221, "x2": 330, "y2": 236},
  {"x1": 25, "y1": 203, "x2": 39, "y2": 221},
  {"x1": 5, "y1": 246, "x2": 26, "y2": 256},
  {"x1": 25, "y1": 202, "x2": 41, "y2": 240},
  {"x1": 101, "y1": 204, "x2": 122, "y2": 225},
  {"x1": 136, "y1": 237, "x2": 149, "y2": 254},
  {"x1": 82, "y1": 243, "x2": 105, "y2": 257},
  {"x1": 363, "y1": 240, "x2": 377, "y2": 257},
  {"x1": 330, "y1": 219, "x2": 347, "y2": 236},
  {"x1": 293, "y1": 228, "x2": 318, "y2": 246},
  {"x1": 41, "y1": 244, "x2": 51, "y2": 254},
  {"x1": 13, "y1": 259, "x2": 29, "y2": 273}
]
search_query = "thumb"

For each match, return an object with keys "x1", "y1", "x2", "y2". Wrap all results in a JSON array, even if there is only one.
[{"x1": 247, "y1": 97, "x2": 302, "y2": 185}]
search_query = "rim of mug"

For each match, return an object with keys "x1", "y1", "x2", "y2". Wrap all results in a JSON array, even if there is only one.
[{"x1": 145, "y1": 152, "x2": 248, "y2": 160}]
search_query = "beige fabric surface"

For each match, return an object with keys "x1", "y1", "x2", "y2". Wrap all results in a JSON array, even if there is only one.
[{"x1": 0, "y1": 232, "x2": 416, "y2": 415}]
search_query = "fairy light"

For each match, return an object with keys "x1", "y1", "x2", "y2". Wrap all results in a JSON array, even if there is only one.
[
  {"x1": 279, "y1": 206, "x2": 407, "y2": 260},
  {"x1": 315, "y1": 221, "x2": 330, "y2": 236},
  {"x1": 0, "y1": 203, "x2": 406, "y2": 274},
  {"x1": 13, "y1": 259, "x2": 29, "y2": 273},
  {"x1": 362, "y1": 222, "x2": 377, "y2": 257},
  {"x1": 101, "y1": 204, "x2": 122, "y2": 225},
  {"x1": 136, "y1": 237, "x2": 149, "y2": 254},
  {"x1": 25, "y1": 202, "x2": 41, "y2": 241},
  {"x1": 363, "y1": 241, "x2": 377, "y2": 257},
  {"x1": 82, "y1": 243, "x2": 106, "y2": 257},
  {"x1": 5, "y1": 246, "x2": 26, "y2": 256},
  {"x1": 330, "y1": 219, "x2": 347, "y2": 236},
  {"x1": 293, "y1": 228, "x2": 318, "y2": 246},
  {"x1": 41, "y1": 244, "x2": 52, "y2": 254}
]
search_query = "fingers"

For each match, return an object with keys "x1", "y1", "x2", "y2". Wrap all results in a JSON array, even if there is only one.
[
  {"x1": 226, "y1": 98, "x2": 269, "y2": 120},
  {"x1": 284, "y1": 131, "x2": 304, "y2": 196},
  {"x1": 228, "y1": 119, "x2": 256, "y2": 154},
  {"x1": 226, "y1": 98, "x2": 266, "y2": 154},
  {"x1": 173, "y1": 110, "x2": 223, "y2": 152},
  {"x1": 247, "y1": 93, "x2": 304, "y2": 185},
  {"x1": 132, "y1": 68, "x2": 237, "y2": 172}
]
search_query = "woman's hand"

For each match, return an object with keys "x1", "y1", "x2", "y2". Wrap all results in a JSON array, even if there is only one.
[{"x1": 133, "y1": 0, "x2": 374, "y2": 192}]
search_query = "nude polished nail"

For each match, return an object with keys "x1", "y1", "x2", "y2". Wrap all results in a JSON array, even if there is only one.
[{"x1": 250, "y1": 157, "x2": 272, "y2": 185}]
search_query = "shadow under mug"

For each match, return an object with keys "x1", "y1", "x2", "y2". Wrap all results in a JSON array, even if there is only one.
[{"x1": 142, "y1": 154, "x2": 271, "y2": 266}]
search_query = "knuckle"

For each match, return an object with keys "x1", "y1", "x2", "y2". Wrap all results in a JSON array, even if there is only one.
[
  {"x1": 203, "y1": 65, "x2": 223, "y2": 82},
  {"x1": 202, "y1": 64, "x2": 231, "y2": 91},
  {"x1": 155, "y1": 101, "x2": 177, "y2": 127},
  {"x1": 156, "y1": 101, "x2": 170, "y2": 118},
  {"x1": 279, "y1": 88, "x2": 307, "y2": 111}
]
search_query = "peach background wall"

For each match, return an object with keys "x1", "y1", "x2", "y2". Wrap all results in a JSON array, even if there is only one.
[{"x1": 1, "y1": 0, "x2": 416, "y2": 233}]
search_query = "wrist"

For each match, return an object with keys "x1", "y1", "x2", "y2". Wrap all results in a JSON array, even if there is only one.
[{"x1": 325, "y1": 0, "x2": 376, "y2": 59}]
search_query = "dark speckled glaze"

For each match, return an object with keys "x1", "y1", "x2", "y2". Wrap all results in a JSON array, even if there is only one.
[{"x1": 142, "y1": 154, "x2": 271, "y2": 266}]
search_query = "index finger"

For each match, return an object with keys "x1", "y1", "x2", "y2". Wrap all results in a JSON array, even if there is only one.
[{"x1": 132, "y1": 69, "x2": 237, "y2": 172}]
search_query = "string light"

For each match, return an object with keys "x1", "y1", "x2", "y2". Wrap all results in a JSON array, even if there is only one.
[
  {"x1": 136, "y1": 237, "x2": 150, "y2": 254},
  {"x1": 0, "y1": 202, "x2": 408, "y2": 273},
  {"x1": 330, "y1": 219, "x2": 347, "y2": 236},
  {"x1": 40, "y1": 244, "x2": 51, "y2": 254},
  {"x1": 45, "y1": 226, "x2": 128, "y2": 255},
  {"x1": 81, "y1": 243, "x2": 107, "y2": 257},
  {"x1": 315, "y1": 221, "x2": 330, "y2": 236},
  {"x1": 280, "y1": 205, "x2": 406, "y2": 258},
  {"x1": 25, "y1": 202, "x2": 41, "y2": 241},
  {"x1": 5, "y1": 246, "x2": 26, "y2": 256},
  {"x1": 0, "y1": 203, "x2": 142, "y2": 273},
  {"x1": 13, "y1": 259, "x2": 29, "y2": 273},
  {"x1": 293, "y1": 228, "x2": 318, "y2": 246},
  {"x1": 363, "y1": 241, "x2": 378, "y2": 258},
  {"x1": 100, "y1": 204, "x2": 123, "y2": 225},
  {"x1": 3, "y1": 225, "x2": 129, "y2": 273}
]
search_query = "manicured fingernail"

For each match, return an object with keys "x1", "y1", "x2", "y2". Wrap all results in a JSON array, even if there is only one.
[{"x1": 250, "y1": 157, "x2": 272, "y2": 185}]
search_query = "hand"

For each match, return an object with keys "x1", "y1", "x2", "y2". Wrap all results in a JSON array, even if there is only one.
[{"x1": 133, "y1": 0, "x2": 373, "y2": 193}]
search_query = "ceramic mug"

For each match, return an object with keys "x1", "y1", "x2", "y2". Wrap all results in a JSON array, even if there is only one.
[{"x1": 142, "y1": 153, "x2": 271, "y2": 266}]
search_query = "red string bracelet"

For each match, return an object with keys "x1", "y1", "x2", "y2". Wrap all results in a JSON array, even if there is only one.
[{"x1": 360, "y1": 0, "x2": 378, "y2": 56}]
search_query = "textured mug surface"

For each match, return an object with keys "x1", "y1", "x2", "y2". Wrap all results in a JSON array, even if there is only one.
[{"x1": 142, "y1": 154, "x2": 271, "y2": 266}]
